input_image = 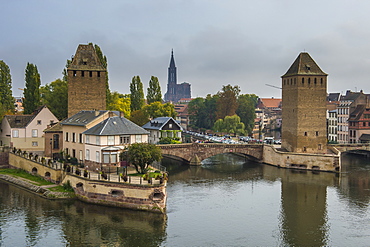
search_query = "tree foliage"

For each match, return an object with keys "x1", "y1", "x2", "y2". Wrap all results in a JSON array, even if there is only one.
[
  {"x1": 107, "y1": 91, "x2": 131, "y2": 118},
  {"x1": 127, "y1": 143, "x2": 162, "y2": 174},
  {"x1": 188, "y1": 94, "x2": 218, "y2": 130},
  {"x1": 130, "y1": 76, "x2": 145, "y2": 112},
  {"x1": 216, "y1": 84, "x2": 240, "y2": 120},
  {"x1": 24, "y1": 63, "x2": 41, "y2": 114},
  {"x1": 147, "y1": 76, "x2": 162, "y2": 104},
  {"x1": 40, "y1": 79, "x2": 68, "y2": 120},
  {"x1": 236, "y1": 94, "x2": 258, "y2": 135},
  {"x1": 143, "y1": 102, "x2": 176, "y2": 119},
  {"x1": 130, "y1": 109, "x2": 149, "y2": 126},
  {"x1": 0, "y1": 60, "x2": 14, "y2": 114},
  {"x1": 213, "y1": 115, "x2": 245, "y2": 135}
]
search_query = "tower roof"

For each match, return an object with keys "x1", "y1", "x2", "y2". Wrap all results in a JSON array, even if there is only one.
[
  {"x1": 282, "y1": 52, "x2": 327, "y2": 77},
  {"x1": 68, "y1": 44, "x2": 105, "y2": 71},
  {"x1": 169, "y1": 49, "x2": 176, "y2": 68}
]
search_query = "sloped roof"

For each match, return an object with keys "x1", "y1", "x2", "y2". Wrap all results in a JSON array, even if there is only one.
[
  {"x1": 142, "y1": 117, "x2": 182, "y2": 130},
  {"x1": 282, "y1": 52, "x2": 327, "y2": 77},
  {"x1": 259, "y1": 98, "x2": 281, "y2": 108},
  {"x1": 4, "y1": 105, "x2": 48, "y2": 128},
  {"x1": 327, "y1": 93, "x2": 340, "y2": 101},
  {"x1": 348, "y1": 105, "x2": 366, "y2": 121},
  {"x1": 83, "y1": 116, "x2": 149, "y2": 136},
  {"x1": 359, "y1": 134, "x2": 370, "y2": 141},
  {"x1": 44, "y1": 122, "x2": 63, "y2": 133},
  {"x1": 61, "y1": 110, "x2": 109, "y2": 126},
  {"x1": 68, "y1": 44, "x2": 105, "y2": 71}
]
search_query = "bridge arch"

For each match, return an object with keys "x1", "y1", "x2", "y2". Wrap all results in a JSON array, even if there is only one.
[{"x1": 158, "y1": 143, "x2": 263, "y2": 165}]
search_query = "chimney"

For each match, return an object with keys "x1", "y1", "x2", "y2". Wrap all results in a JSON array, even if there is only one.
[
  {"x1": 120, "y1": 111, "x2": 124, "y2": 118},
  {"x1": 108, "y1": 111, "x2": 114, "y2": 118}
]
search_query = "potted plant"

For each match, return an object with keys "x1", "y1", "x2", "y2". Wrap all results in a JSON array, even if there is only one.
[{"x1": 83, "y1": 169, "x2": 88, "y2": 177}]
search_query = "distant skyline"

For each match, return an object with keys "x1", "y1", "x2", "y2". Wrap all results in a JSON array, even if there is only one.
[{"x1": 2, "y1": 1, "x2": 370, "y2": 99}]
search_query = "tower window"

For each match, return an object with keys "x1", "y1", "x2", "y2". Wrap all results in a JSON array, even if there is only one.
[
  {"x1": 73, "y1": 71, "x2": 77, "y2": 77},
  {"x1": 304, "y1": 132, "x2": 307, "y2": 136},
  {"x1": 97, "y1": 71, "x2": 100, "y2": 77},
  {"x1": 302, "y1": 78, "x2": 304, "y2": 84},
  {"x1": 316, "y1": 131, "x2": 319, "y2": 136},
  {"x1": 308, "y1": 78, "x2": 311, "y2": 84},
  {"x1": 314, "y1": 78, "x2": 317, "y2": 84},
  {"x1": 89, "y1": 71, "x2": 92, "y2": 77},
  {"x1": 81, "y1": 71, "x2": 84, "y2": 77}
]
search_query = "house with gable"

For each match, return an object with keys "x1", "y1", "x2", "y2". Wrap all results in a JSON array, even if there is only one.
[
  {"x1": 142, "y1": 117, "x2": 182, "y2": 144},
  {"x1": 60, "y1": 110, "x2": 115, "y2": 162},
  {"x1": 82, "y1": 115, "x2": 149, "y2": 170},
  {"x1": 0, "y1": 105, "x2": 58, "y2": 153}
]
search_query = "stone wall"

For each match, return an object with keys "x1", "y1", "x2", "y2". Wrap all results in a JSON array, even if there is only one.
[
  {"x1": 263, "y1": 145, "x2": 340, "y2": 172},
  {"x1": 63, "y1": 174, "x2": 167, "y2": 213}
]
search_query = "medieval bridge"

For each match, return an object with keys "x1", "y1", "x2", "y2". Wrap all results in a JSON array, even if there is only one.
[{"x1": 157, "y1": 143, "x2": 263, "y2": 165}]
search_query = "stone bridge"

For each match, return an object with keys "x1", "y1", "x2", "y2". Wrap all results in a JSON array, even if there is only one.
[
  {"x1": 157, "y1": 143, "x2": 263, "y2": 165},
  {"x1": 330, "y1": 143, "x2": 370, "y2": 157}
]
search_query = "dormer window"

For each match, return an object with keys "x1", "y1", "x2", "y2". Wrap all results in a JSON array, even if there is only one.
[
  {"x1": 305, "y1": 64, "x2": 311, "y2": 70},
  {"x1": 37, "y1": 120, "x2": 41, "y2": 125}
]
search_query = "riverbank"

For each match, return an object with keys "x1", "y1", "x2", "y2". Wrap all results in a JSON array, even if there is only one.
[{"x1": 0, "y1": 169, "x2": 75, "y2": 199}]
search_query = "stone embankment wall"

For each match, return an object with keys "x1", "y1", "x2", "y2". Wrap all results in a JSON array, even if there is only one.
[
  {"x1": 0, "y1": 174, "x2": 72, "y2": 198},
  {"x1": 9, "y1": 153, "x2": 64, "y2": 183},
  {"x1": 263, "y1": 145, "x2": 340, "y2": 172},
  {"x1": 63, "y1": 174, "x2": 167, "y2": 213}
]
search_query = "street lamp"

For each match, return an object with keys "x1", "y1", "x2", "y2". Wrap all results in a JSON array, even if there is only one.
[{"x1": 50, "y1": 138, "x2": 52, "y2": 158}]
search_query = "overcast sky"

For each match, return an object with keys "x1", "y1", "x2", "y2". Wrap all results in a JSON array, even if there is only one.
[{"x1": 2, "y1": 0, "x2": 370, "y2": 99}]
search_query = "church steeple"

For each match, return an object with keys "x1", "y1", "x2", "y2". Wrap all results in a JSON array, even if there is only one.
[{"x1": 168, "y1": 49, "x2": 177, "y2": 85}]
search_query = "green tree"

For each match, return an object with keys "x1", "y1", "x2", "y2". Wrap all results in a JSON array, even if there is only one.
[
  {"x1": 127, "y1": 143, "x2": 162, "y2": 174},
  {"x1": 0, "y1": 60, "x2": 14, "y2": 113},
  {"x1": 143, "y1": 102, "x2": 177, "y2": 119},
  {"x1": 40, "y1": 79, "x2": 68, "y2": 120},
  {"x1": 188, "y1": 97, "x2": 206, "y2": 129},
  {"x1": 107, "y1": 91, "x2": 131, "y2": 118},
  {"x1": 147, "y1": 76, "x2": 162, "y2": 104},
  {"x1": 130, "y1": 109, "x2": 149, "y2": 126},
  {"x1": 216, "y1": 84, "x2": 240, "y2": 120},
  {"x1": 213, "y1": 115, "x2": 245, "y2": 135},
  {"x1": 23, "y1": 63, "x2": 41, "y2": 114},
  {"x1": 236, "y1": 94, "x2": 258, "y2": 135},
  {"x1": 130, "y1": 76, "x2": 145, "y2": 112}
]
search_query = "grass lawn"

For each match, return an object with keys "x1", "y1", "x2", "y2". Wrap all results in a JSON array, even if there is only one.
[{"x1": 0, "y1": 168, "x2": 54, "y2": 186}]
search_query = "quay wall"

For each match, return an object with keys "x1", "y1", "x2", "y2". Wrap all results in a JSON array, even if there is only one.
[
  {"x1": 263, "y1": 145, "x2": 340, "y2": 172},
  {"x1": 63, "y1": 174, "x2": 167, "y2": 213}
]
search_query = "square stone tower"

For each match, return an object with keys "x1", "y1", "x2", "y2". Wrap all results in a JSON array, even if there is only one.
[
  {"x1": 67, "y1": 44, "x2": 107, "y2": 117},
  {"x1": 281, "y1": 52, "x2": 328, "y2": 153}
]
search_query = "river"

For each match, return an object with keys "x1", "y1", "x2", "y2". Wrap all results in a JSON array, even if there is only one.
[{"x1": 0, "y1": 153, "x2": 369, "y2": 246}]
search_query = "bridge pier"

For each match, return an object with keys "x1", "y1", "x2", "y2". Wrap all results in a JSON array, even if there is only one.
[{"x1": 189, "y1": 154, "x2": 201, "y2": 166}]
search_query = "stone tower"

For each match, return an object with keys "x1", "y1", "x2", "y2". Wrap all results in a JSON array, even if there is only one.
[
  {"x1": 67, "y1": 44, "x2": 107, "y2": 117},
  {"x1": 281, "y1": 52, "x2": 328, "y2": 153},
  {"x1": 164, "y1": 50, "x2": 177, "y2": 102}
]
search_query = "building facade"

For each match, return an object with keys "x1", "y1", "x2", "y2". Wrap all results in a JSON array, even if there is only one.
[
  {"x1": 281, "y1": 52, "x2": 327, "y2": 153},
  {"x1": 164, "y1": 50, "x2": 191, "y2": 102},
  {"x1": 67, "y1": 44, "x2": 107, "y2": 117}
]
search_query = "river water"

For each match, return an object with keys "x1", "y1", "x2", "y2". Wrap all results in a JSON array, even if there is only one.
[{"x1": 0, "y1": 153, "x2": 369, "y2": 246}]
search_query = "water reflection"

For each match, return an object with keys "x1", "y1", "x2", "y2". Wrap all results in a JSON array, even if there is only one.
[
  {"x1": 1, "y1": 153, "x2": 370, "y2": 246},
  {"x1": 0, "y1": 182, "x2": 167, "y2": 247}
]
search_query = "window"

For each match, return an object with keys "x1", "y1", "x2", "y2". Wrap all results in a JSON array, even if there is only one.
[
  {"x1": 79, "y1": 150, "x2": 83, "y2": 161},
  {"x1": 120, "y1": 136, "x2": 130, "y2": 144},
  {"x1": 304, "y1": 132, "x2": 307, "y2": 136},
  {"x1": 81, "y1": 71, "x2": 84, "y2": 77},
  {"x1": 65, "y1": 132, "x2": 69, "y2": 142},
  {"x1": 79, "y1": 133, "x2": 83, "y2": 143},
  {"x1": 89, "y1": 71, "x2": 92, "y2": 77},
  {"x1": 37, "y1": 120, "x2": 41, "y2": 125},
  {"x1": 73, "y1": 71, "x2": 77, "y2": 77},
  {"x1": 65, "y1": 148, "x2": 69, "y2": 155},
  {"x1": 96, "y1": 136, "x2": 100, "y2": 145},
  {"x1": 86, "y1": 149, "x2": 90, "y2": 160},
  {"x1": 86, "y1": 135, "x2": 90, "y2": 144},
  {"x1": 135, "y1": 135, "x2": 142, "y2": 143},
  {"x1": 53, "y1": 134, "x2": 59, "y2": 149},
  {"x1": 96, "y1": 151, "x2": 100, "y2": 163},
  {"x1": 108, "y1": 136, "x2": 114, "y2": 145},
  {"x1": 72, "y1": 133, "x2": 76, "y2": 143},
  {"x1": 97, "y1": 71, "x2": 100, "y2": 77},
  {"x1": 32, "y1": 129, "x2": 38, "y2": 137},
  {"x1": 315, "y1": 131, "x2": 319, "y2": 136},
  {"x1": 72, "y1": 149, "x2": 76, "y2": 158},
  {"x1": 32, "y1": 141, "x2": 38, "y2": 146},
  {"x1": 103, "y1": 152, "x2": 117, "y2": 163},
  {"x1": 364, "y1": 122, "x2": 366, "y2": 127},
  {"x1": 12, "y1": 130, "x2": 19, "y2": 138},
  {"x1": 169, "y1": 123, "x2": 173, "y2": 128}
]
